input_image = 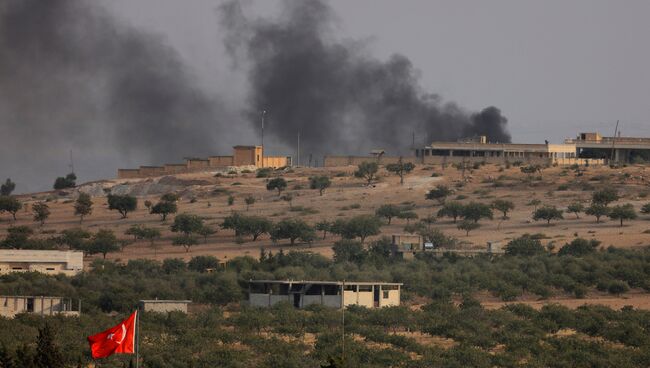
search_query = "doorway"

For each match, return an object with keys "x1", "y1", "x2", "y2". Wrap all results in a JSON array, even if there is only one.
[{"x1": 293, "y1": 293, "x2": 301, "y2": 308}]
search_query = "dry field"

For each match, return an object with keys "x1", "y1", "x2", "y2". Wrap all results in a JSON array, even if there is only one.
[{"x1": 3, "y1": 162, "x2": 650, "y2": 309}]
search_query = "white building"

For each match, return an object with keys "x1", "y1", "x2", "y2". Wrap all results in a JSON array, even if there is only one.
[
  {"x1": 0, "y1": 296, "x2": 80, "y2": 318},
  {"x1": 0, "y1": 249, "x2": 83, "y2": 276}
]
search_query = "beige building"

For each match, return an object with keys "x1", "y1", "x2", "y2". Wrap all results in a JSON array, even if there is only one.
[
  {"x1": 117, "y1": 145, "x2": 292, "y2": 179},
  {"x1": 0, "y1": 250, "x2": 83, "y2": 276},
  {"x1": 391, "y1": 234, "x2": 424, "y2": 259},
  {"x1": 138, "y1": 299, "x2": 192, "y2": 314},
  {"x1": 248, "y1": 280, "x2": 402, "y2": 309},
  {"x1": 0, "y1": 296, "x2": 80, "y2": 318},
  {"x1": 566, "y1": 132, "x2": 650, "y2": 163}
]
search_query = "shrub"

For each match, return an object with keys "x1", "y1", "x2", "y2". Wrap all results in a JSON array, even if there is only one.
[
  {"x1": 505, "y1": 235, "x2": 545, "y2": 256},
  {"x1": 558, "y1": 238, "x2": 600, "y2": 256},
  {"x1": 532, "y1": 206, "x2": 563, "y2": 225}
]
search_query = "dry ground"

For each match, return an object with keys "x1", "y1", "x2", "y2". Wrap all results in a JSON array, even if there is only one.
[{"x1": 3, "y1": 162, "x2": 650, "y2": 309}]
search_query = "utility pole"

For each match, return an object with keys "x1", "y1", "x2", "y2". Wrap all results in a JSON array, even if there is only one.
[
  {"x1": 610, "y1": 120, "x2": 619, "y2": 163},
  {"x1": 69, "y1": 150, "x2": 75, "y2": 174},
  {"x1": 341, "y1": 280, "x2": 345, "y2": 365},
  {"x1": 296, "y1": 133, "x2": 300, "y2": 167},
  {"x1": 260, "y1": 110, "x2": 266, "y2": 148}
]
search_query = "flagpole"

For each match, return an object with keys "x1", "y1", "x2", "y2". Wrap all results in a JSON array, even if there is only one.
[{"x1": 135, "y1": 309, "x2": 140, "y2": 368}]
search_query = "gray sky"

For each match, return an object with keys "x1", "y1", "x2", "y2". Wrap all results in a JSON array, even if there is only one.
[
  {"x1": 107, "y1": 0, "x2": 650, "y2": 143},
  {"x1": 2, "y1": 0, "x2": 650, "y2": 193}
]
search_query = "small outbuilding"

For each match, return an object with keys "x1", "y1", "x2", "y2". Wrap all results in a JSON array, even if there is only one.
[
  {"x1": 138, "y1": 299, "x2": 192, "y2": 314},
  {"x1": 0, "y1": 296, "x2": 80, "y2": 318},
  {"x1": 247, "y1": 280, "x2": 402, "y2": 309}
]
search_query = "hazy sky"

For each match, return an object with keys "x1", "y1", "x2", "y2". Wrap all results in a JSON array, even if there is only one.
[
  {"x1": 2, "y1": 0, "x2": 650, "y2": 193},
  {"x1": 107, "y1": 0, "x2": 650, "y2": 143}
]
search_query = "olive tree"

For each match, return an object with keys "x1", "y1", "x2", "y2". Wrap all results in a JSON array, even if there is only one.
[
  {"x1": 73, "y1": 193, "x2": 93, "y2": 223},
  {"x1": 532, "y1": 206, "x2": 563, "y2": 225},
  {"x1": 425, "y1": 184, "x2": 452, "y2": 204},
  {"x1": 457, "y1": 220, "x2": 480, "y2": 236},
  {"x1": 107, "y1": 194, "x2": 137, "y2": 219},
  {"x1": 375, "y1": 204, "x2": 401, "y2": 224},
  {"x1": 585, "y1": 203, "x2": 610, "y2": 223},
  {"x1": 32, "y1": 202, "x2": 50, "y2": 226},
  {"x1": 608, "y1": 204, "x2": 637, "y2": 227},
  {"x1": 461, "y1": 202, "x2": 493, "y2": 223},
  {"x1": 150, "y1": 200, "x2": 177, "y2": 221},
  {"x1": 0, "y1": 195, "x2": 21, "y2": 221},
  {"x1": 385, "y1": 158, "x2": 415, "y2": 185},
  {"x1": 309, "y1": 176, "x2": 331, "y2": 195},
  {"x1": 567, "y1": 202, "x2": 584, "y2": 219},
  {"x1": 491, "y1": 199, "x2": 515, "y2": 219},
  {"x1": 266, "y1": 178, "x2": 287, "y2": 196},
  {"x1": 437, "y1": 201, "x2": 464, "y2": 223},
  {"x1": 0, "y1": 178, "x2": 15, "y2": 196},
  {"x1": 354, "y1": 162, "x2": 379, "y2": 184}
]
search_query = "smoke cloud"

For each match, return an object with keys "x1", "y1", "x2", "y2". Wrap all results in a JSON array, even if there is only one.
[
  {"x1": 221, "y1": 0, "x2": 511, "y2": 162},
  {"x1": 0, "y1": 0, "x2": 232, "y2": 192}
]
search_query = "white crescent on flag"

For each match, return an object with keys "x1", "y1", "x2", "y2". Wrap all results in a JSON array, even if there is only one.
[{"x1": 116, "y1": 323, "x2": 127, "y2": 344}]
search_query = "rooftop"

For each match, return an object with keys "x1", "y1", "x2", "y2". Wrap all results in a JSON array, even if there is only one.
[{"x1": 248, "y1": 280, "x2": 403, "y2": 286}]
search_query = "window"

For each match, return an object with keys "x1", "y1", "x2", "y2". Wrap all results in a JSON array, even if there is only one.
[
  {"x1": 383, "y1": 291, "x2": 389, "y2": 299},
  {"x1": 358, "y1": 285, "x2": 372, "y2": 292},
  {"x1": 46, "y1": 268, "x2": 55, "y2": 271}
]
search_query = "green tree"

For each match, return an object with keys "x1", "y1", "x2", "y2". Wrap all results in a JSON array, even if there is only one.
[
  {"x1": 161, "y1": 192, "x2": 180, "y2": 202},
  {"x1": 266, "y1": 178, "x2": 287, "y2": 196},
  {"x1": 592, "y1": 188, "x2": 619, "y2": 205},
  {"x1": 125, "y1": 224, "x2": 146, "y2": 241},
  {"x1": 237, "y1": 216, "x2": 272, "y2": 241},
  {"x1": 1, "y1": 226, "x2": 33, "y2": 249},
  {"x1": 227, "y1": 195, "x2": 235, "y2": 206},
  {"x1": 222, "y1": 212, "x2": 245, "y2": 236},
  {"x1": 491, "y1": 199, "x2": 515, "y2": 219},
  {"x1": 375, "y1": 204, "x2": 401, "y2": 225},
  {"x1": 461, "y1": 202, "x2": 493, "y2": 223},
  {"x1": 505, "y1": 235, "x2": 545, "y2": 256},
  {"x1": 0, "y1": 178, "x2": 15, "y2": 196},
  {"x1": 558, "y1": 238, "x2": 600, "y2": 256},
  {"x1": 197, "y1": 225, "x2": 216, "y2": 243},
  {"x1": 171, "y1": 214, "x2": 204, "y2": 236},
  {"x1": 332, "y1": 239, "x2": 366, "y2": 263},
  {"x1": 315, "y1": 220, "x2": 331, "y2": 239},
  {"x1": 32, "y1": 202, "x2": 50, "y2": 226},
  {"x1": 397, "y1": 211, "x2": 418, "y2": 224},
  {"x1": 107, "y1": 194, "x2": 137, "y2": 218},
  {"x1": 310, "y1": 176, "x2": 332, "y2": 195},
  {"x1": 271, "y1": 218, "x2": 315, "y2": 245},
  {"x1": 585, "y1": 203, "x2": 610, "y2": 223},
  {"x1": 354, "y1": 162, "x2": 379, "y2": 184},
  {"x1": 34, "y1": 323, "x2": 64, "y2": 368},
  {"x1": 385, "y1": 158, "x2": 415, "y2": 185},
  {"x1": 532, "y1": 206, "x2": 563, "y2": 225},
  {"x1": 339, "y1": 215, "x2": 382, "y2": 243},
  {"x1": 0, "y1": 343, "x2": 14, "y2": 368},
  {"x1": 437, "y1": 201, "x2": 464, "y2": 223},
  {"x1": 280, "y1": 193, "x2": 293, "y2": 208},
  {"x1": 0, "y1": 195, "x2": 21, "y2": 221},
  {"x1": 244, "y1": 195, "x2": 256, "y2": 211},
  {"x1": 527, "y1": 199, "x2": 542, "y2": 211},
  {"x1": 150, "y1": 200, "x2": 177, "y2": 221},
  {"x1": 457, "y1": 220, "x2": 480, "y2": 236},
  {"x1": 172, "y1": 234, "x2": 199, "y2": 253},
  {"x1": 567, "y1": 202, "x2": 584, "y2": 219},
  {"x1": 425, "y1": 184, "x2": 452, "y2": 204},
  {"x1": 88, "y1": 229, "x2": 120, "y2": 259},
  {"x1": 53, "y1": 173, "x2": 76, "y2": 190},
  {"x1": 57, "y1": 228, "x2": 91, "y2": 250},
  {"x1": 608, "y1": 204, "x2": 637, "y2": 227},
  {"x1": 188, "y1": 255, "x2": 220, "y2": 272},
  {"x1": 73, "y1": 193, "x2": 93, "y2": 223},
  {"x1": 141, "y1": 227, "x2": 162, "y2": 255}
]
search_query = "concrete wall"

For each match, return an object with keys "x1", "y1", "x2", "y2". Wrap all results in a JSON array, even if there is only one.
[
  {"x1": 139, "y1": 166, "x2": 166, "y2": 177},
  {"x1": 324, "y1": 155, "x2": 603, "y2": 168},
  {"x1": 209, "y1": 156, "x2": 234, "y2": 167},
  {"x1": 262, "y1": 156, "x2": 290, "y2": 168},
  {"x1": 140, "y1": 301, "x2": 189, "y2": 314},
  {"x1": 186, "y1": 159, "x2": 210, "y2": 170},
  {"x1": 0, "y1": 296, "x2": 79, "y2": 318},
  {"x1": 233, "y1": 146, "x2": 263, "y2": 167},
  {"x1": 0, "y1": 250, "x2": 83, "y2": 276},
  {"x1": 164, "y1": 164, "x2": 187, "y2": 174},
  {"x1": 117, "y1": 169, "x2": 141, "y2": 179},
  {"x1": 379, "y1": 289, "x2": 400, "y2": 307}
]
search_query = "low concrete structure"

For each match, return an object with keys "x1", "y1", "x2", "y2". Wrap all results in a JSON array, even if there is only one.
[
  {"x1": 0, "y1": 296, "x2": 80, "y2": 318},
  {"x1": 117, "y1": 145, "x2": 292, "y2": 179},
  {"x1": 391, "y1": 234, "x2": 424, "y2": 259},
  {"x1": 567, "y1": 132, "x2": 650, "y2": 163},
  {"x1": 248, "y1": 280, "x2": 402, "y2": 309},
  {"x1": 0, "y1": 250, "x2": 83, "y2": 276},
  {"x1": 138, "y1": 299, "x2": 191, "y2": 314}
]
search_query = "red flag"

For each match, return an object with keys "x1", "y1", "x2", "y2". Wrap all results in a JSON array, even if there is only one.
[{"x1": 87, "y1": 311, "x2": 137, "y2": 359}]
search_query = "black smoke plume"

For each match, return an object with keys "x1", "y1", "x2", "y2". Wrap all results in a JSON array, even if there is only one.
[
  {"x1": 0, "y1": 0, "x2": 229, "y2": 191},
  {"x1": 221, "y1": 0, "x2": 511, "y2": 161}
]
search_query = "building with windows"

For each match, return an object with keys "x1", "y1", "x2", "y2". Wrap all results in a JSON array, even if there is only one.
[
  {"x1": 247, "y1": 280, "x2": 402, "y2": 309},
  {"x1": 0, "y1": 250, "x2": 83, "y2": 276},
  {"x1": 0, "y1": 296, "x2": 80, "y2": 318}
]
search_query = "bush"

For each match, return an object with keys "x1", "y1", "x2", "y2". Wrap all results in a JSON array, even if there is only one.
[
  {"x1": 188, "y1": 256, "x2": 221, "y2": 272},
  {"x1": 505, "y1": 235, "x2": 545, "y2": 256}
]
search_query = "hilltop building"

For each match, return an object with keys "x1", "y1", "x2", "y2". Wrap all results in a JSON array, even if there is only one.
[
  {"x1": 0, "y1": 250, "x2": 83, "y2": 276},
  {"x1": 0, "y1": 296, "x2": 80, "y2": 318},
  {"x1": 118, "y1": 145, "x2": 292, "y2": 179},
  {"x1": 325, "y1": 131, "x2": 650, "y2": 166},
  {"x1": 247, "y1": 280, "x2": 402, "y2": 309}
]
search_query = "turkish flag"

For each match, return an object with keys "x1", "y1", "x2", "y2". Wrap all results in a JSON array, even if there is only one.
[{"x1": 87, "y1": 311, "x2": 137, "y2": 359}]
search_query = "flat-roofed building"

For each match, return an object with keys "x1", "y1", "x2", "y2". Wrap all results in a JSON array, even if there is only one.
[
  {"x1": 391, "y1": 234, "x2": 424, "y2": 259},
  {"x1": 138, "y1": 299, "x2": 192, "y2": 314},
  {"x1": 0, "y1": 250, "x2": 83, "y2": 276},
  {"x1": 248, "y1": 280, "x2": 402, "y2": 309},
  {"x1": 0, "y1": 296, "x2": 80, "y2": 318},
  {"x1": 567, "y1": 132, "x2": 650, "y2": 163}
]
